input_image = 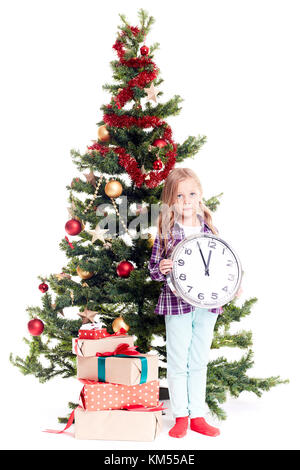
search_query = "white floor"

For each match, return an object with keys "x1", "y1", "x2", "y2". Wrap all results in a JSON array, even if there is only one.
[{"x1": 1, "y1": 365, "x2": 298, "y2": 451}]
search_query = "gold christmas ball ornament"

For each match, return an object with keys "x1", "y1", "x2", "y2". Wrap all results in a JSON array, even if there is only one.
[
  {"x1": 147, "y1": 233, "x2": 155, "y2": 248},
  {"x1": 74, "y1": 217, "x2": 85, "y2": 231},
  {"x1": 105, "y1": 180, "x2": 123, "y2": 198},
  {"x1": 97, "y1": 125, "x2": 110, "y2": 142},
  {"x1": 76, "y1": 266, "x2": 94, "y2": 280},
  {"x1": 112, "y1": 315, "x2": 130, "y2": 333}
]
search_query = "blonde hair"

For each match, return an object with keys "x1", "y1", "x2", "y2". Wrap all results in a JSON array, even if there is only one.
[{"x1": 157, "y1": 168, "x2": 218, "y2": 254}]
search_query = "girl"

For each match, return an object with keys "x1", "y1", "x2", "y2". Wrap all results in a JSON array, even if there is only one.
[{"x1": 148, "y1": 168, "x2": 240, "y2": 439}]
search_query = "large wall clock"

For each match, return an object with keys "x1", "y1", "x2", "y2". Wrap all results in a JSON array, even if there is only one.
[{"x1": 166, "y1": 233, "x2": 242, "y2": 308}]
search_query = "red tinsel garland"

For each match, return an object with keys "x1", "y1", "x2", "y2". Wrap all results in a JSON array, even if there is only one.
[{"x1": 89, "y1": 25, "x2": 177, "y2": 188}]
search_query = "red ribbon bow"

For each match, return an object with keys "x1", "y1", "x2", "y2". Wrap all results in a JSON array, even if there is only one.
[
  {"x1": 111, "y1": 327, "x2": 128, "y2": 336},
  {"x1": 96, "y1": 342, "x2": 140, "y2": 357}
]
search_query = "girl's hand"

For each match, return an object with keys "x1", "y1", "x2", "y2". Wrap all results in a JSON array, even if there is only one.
[{"x1": 159, "y1": 259, "x2": 173, "y2": 275}]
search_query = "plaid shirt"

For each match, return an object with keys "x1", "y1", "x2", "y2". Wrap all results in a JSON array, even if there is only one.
[{"x1": 148, "y1": 214, "x2": 223, "y2": 316}]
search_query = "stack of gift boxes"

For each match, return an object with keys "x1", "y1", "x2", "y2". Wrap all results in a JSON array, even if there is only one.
[{"x1": 72, "y1": 323, "x2": 163, "y2": 441}]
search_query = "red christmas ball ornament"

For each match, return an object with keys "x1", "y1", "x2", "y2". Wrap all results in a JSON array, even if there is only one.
[
  {"x1": 65, "y1": 218, "x2": 82, "y2": 236},
  {"x1": 38, "y1": 282, "x2": 48, "y2": 293},
  {"x1": 71, "y1": 178, "x2": 80, "y2": 188},
  {"x1": 140, "y1": 45, "x2": 149, "y2": 56},
  {"x1": 116, "y1": 260, "x2": 135, "y2": 278},
  {"x1": 153, "y1": 139, "x2": 167, "y2": 148},
  {"x1": 28, "y1": 318, "x2": 44, "y2": 336},
  {"x1": 153, "y1": 158, "x2": 163, "y2": 170}
]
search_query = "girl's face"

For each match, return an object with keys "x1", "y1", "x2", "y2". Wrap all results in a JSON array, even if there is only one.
[{"x1": 173, "y1": 178, "x2": 202, "y2": 220}]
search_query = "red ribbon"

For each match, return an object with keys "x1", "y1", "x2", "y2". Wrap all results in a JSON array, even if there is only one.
[
  {"x1": 78, "y1": 378, "x2": 100, "y2": 385},
  {"x1": 43, "y1": 407, "x2": 80, "y2": 435},
  {"x1": 108, "y1": 327, "x2": 128, "y2": 337},
  {"x1": 96, "y1": 342, "x2": 140, "y2": 357},
  {"x1": 113, "y1": 327, "x2": 127, "y2": 335},
  {"x1": 122, "y1": 402, "x2": 167, "y2": 412},
  {"x1": 65, "y1": 236, "x2": 74, "y2": 249}
]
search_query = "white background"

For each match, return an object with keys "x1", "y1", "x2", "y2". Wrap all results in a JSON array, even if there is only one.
[{"x1": 1, "y1": 0, "x2": 299, "y2": 451}]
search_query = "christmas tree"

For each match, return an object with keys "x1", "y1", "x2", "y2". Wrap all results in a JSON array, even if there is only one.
[{"x1": 10, "y1": 8, "x2": 286, "y2": 422}]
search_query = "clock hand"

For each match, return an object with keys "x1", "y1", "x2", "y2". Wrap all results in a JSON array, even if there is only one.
[
  {"x1": 197, "y1": 241, "x2": 209, "y2": 275},
  {"x1": 205, "y1": 250, "x2": 212, "y2": 276}
]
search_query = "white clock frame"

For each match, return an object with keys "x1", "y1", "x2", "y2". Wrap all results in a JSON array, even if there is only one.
[{"x1": 166, "y1": 233, "x2": 242, "y2": 308}]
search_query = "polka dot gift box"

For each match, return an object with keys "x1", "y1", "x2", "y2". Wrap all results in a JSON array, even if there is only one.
[
  {"x1": 78, "y1": 323, "x2": 110, "y2": 340},
  {"x1": 79, "y1": 379, "x2": 160, "y2": 411}
]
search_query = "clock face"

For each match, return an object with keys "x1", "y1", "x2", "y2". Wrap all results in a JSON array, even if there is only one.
[{"x1": 167, "y1": 233, "x2": 242, "y2": 308}]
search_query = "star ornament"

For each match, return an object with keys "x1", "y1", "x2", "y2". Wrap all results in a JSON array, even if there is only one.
[
  {"x1": 78, "y1": 308, "x2": 98, "y2": 324},
  {"x1": 144, "y1": 82, "x2": 159, "y2": 103},
  {"x1": 87, "y1": 225, "x2": 109, "y2": 244},
  {"x1": 55, "y1": 272, "x2": 72, "y2": 280}
]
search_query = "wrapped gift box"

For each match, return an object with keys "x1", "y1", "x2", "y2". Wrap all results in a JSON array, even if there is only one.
[
  {"x1": 77, "y1": 353, "x2": 158, "y2": 385},
  {"x1": 72, "y1": 334, "x2": 135, "y2": 358},
  {"x1": 78, "y1": 323, "x2": 110, "y2": 340},
  {"x1": 74, "y1": 407, "x2": 162, "y2": 441},
  {"x1": 79, "y1": 379, "x2": 159, "y2": 411}
]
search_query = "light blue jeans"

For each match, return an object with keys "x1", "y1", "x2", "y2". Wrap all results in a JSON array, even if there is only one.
[{"x1": 165, "y1": 308, "x2": 218, "y2": 418}]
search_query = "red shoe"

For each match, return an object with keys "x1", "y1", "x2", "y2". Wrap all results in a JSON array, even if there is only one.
[
  {"x1": 168, "y1": 416, "x2": 189, "y2": 438},
  {"x1": 190, "y1": 417, "x2": 220, "y2": 437}
]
